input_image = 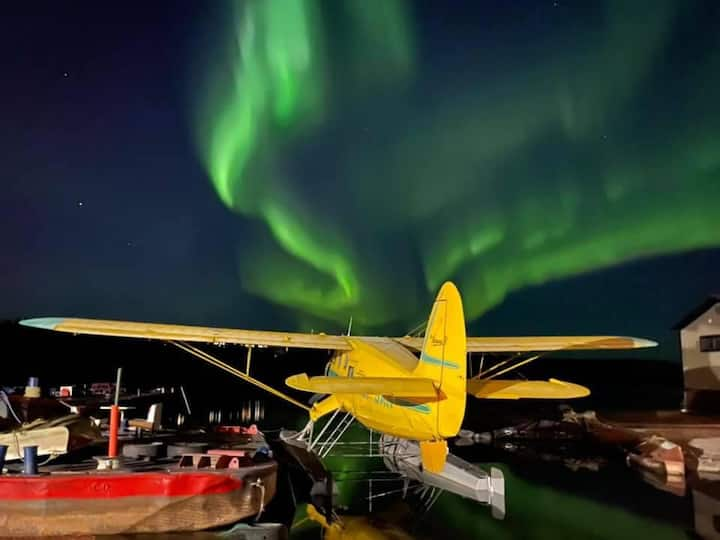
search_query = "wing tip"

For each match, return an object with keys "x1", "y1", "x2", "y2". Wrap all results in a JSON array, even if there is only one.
[
  {"x1": 548, "y1": 378, "x2": 591, "y2": 398},
  {"x1": 18, "y1": 317, "x2": 65, "y2": 331},
  {"x1": 629, "y1": 337, "x2": 658, "y2": 349}
]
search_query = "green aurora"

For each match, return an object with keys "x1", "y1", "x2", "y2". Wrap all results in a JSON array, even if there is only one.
[{"x1": 193, "y1": 0, "x2": 720, "y2": 332}]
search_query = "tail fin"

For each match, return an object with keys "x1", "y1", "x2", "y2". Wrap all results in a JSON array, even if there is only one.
[{"x1": 415, "y1": 281, "x2": 467, "y2": 439}]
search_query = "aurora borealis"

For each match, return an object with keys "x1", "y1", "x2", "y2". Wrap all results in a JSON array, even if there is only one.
[
  {"x1": 193, "y1": 0, "x2": 720, "y2": 331},
  {"x1": 3, "y1": 1, "x2": 720, "y2": 354},
  {"x1": 3, "y1": 4, "x2": 720, "y2": 537}
]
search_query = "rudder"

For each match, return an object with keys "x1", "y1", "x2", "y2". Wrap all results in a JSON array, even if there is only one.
[{"x1": 414, "y1": 281, "x2": 467, "y2": 438}]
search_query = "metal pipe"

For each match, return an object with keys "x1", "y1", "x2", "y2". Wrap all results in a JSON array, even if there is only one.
[
  {"x1": 23, "y1": 445, "x2": 38, "y2": 475},
  {"x1": 113, "y1": 367, "x2": 122, "y2": 406},
  {"x1": 474, "y1": 354, "x2": 518, "y2": 379},
  {"x1": 483, "y1": 354, "x2": 541, "y2": 381},
  {"x1": 319, "y1": 413, "x2": 354, "y2": 458},
  {"x1": 179, "y1": 385, "x2": 192, "y2": 416},
  {"x1": 108, "y1": 367, "x2": 122, "y2": 458},
  {"x1": 245, "y1": 346, "x2": 252, "y2": 375},
  {"x1": 309, "y1": 409, "x2": 340, "y2": 452},
  {"x1": 108, "y1": 405, "x2": 120, "y2": 458}
]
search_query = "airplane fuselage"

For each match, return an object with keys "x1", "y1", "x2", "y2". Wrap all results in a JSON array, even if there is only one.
[{"x1": 324, "y1": 338, "x2": 443, "y2": 441}]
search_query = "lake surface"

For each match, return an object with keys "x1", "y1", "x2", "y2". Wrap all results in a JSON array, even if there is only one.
[
  {"x1": 57, "y1": 380, "x2": 711, "y2": 540},
  {"x1": 287, "y1": 431, "x2": 707, "y2": 540},
  {"x1": 134, "y1": 407, "x2": 714, "y2": 540}
]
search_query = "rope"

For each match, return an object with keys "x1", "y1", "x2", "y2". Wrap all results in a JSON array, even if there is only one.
[
  {"x1": 250, "y1": 478, "x2": 265, "y2": 521},
  {"x1": 0, "y1": 390, "x2": 22, "y2": 424},
  {"x1": 38, "y1": 453, "x2": 59, "y2": 466}
]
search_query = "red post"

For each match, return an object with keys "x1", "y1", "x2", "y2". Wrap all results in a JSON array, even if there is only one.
[{"x1": 108, "y1": 404, "x2": 120, "y2": 458}]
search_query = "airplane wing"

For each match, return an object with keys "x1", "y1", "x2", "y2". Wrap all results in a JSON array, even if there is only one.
[
  {"x1": 19, "y1": 317, "x2": 352, "y2": 350},
  {"x1": 467, "y1": 378, "x2": 590, "y2": 399},
  {"x1": 395, "y1": 335, "x2": 656, "y2": 353},
  {"x1": 286, "y1": 373, "x2": 443, "y2": 400},
  {"x1": 19, "y1": 318, "x2": 657, "y2": 353}
]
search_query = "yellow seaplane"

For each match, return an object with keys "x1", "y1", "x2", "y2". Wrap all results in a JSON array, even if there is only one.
[{"x1": 19, "y1": 281, "x2": 656, "y2": 474}]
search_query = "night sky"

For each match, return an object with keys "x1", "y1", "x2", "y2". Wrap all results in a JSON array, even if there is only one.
[{"x1": 3, "y1": 1, "x2": 720, "y2": 360}]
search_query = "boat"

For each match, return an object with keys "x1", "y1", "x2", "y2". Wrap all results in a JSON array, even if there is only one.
[{"x1": 0, "y1": 448, "x2": 277, "y2": 536}]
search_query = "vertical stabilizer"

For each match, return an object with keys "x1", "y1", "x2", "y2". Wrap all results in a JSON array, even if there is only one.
[{"x1": 415, "y1": 281, "x2": 467, "y2": 439}]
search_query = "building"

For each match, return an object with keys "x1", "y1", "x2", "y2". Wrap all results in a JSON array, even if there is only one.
[{"x1": 675, "y1": 295, "x2": 720, "y2": 413}]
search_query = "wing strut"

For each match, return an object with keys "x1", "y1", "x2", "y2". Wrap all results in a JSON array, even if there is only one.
[
  {"x1": 474, "y1": 354, "x2": 542, "y2": 381},
  {"x1": 169, "y1": 341, "x2": 310, "y2": 411}
]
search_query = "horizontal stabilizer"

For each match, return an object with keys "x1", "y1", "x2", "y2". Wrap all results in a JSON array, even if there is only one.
[
  {"x1": 468, "y1": 378, "x2": 590, "y2": 400},
  {"x1": 397, "y1": 335, "x2": 657, "y2": 353},
  {"x1": 285, "y1": 374, "x2": 443, "y2": 400}
]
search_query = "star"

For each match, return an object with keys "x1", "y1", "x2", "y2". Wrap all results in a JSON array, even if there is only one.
[
  {"x1": 63, "y1": 72, "x2": 69, "y2": 78},
  {"x1": 77, "y1": 201, "x2": 84, "y2": 207}
]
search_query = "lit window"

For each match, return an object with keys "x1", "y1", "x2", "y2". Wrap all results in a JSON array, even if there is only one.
[{"x1": 699, "y1": 335, "x2": 720, "y2": 352}]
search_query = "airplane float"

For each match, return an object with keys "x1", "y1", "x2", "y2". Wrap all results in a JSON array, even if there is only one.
[{"x1": 20, "y1": 281, "x2": 656, "y2": 499}]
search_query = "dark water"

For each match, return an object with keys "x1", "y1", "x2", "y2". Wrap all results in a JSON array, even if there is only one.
[
  {"x1": 4, "y1": 395, "x2": 714, "y2": 539},
  {"x1": 289, "y1": 431, "x2": 704, "y2": 540},
  {"x1": 138, "y1": 400, "x2": 714, "y2": 540}
]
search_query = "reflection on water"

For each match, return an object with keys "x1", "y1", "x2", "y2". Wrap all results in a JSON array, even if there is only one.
[
  {"x1": 94, "y1": 402, "x2": 720, "y2": 539},
  {"x1": 286, "y1": 422, "x2": 708, "y2": 539},
  {"x1": 126, "y1": 462, "x2": 711, "y2": 540},
  {"x1": 430, "y1": 460, "x2": 692, "y2": 539},
  {"x1": 100, "y1": 522, "x2": 287, "y2": 540},
  {"x1": 203, "y1": 400, "x2": 266, "y2": 425},
  {"x1": 693, "y1": 476, "x2": 720, "y2": 539}
]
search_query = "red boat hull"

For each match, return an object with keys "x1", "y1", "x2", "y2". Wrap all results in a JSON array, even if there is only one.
[{"x1": 0, "y1": 462, "x2": 277, "y2": 536}]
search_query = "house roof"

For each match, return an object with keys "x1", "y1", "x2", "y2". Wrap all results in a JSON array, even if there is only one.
[{"x1": 674, "y1": 295, "x2": 720, "y2": 330}]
